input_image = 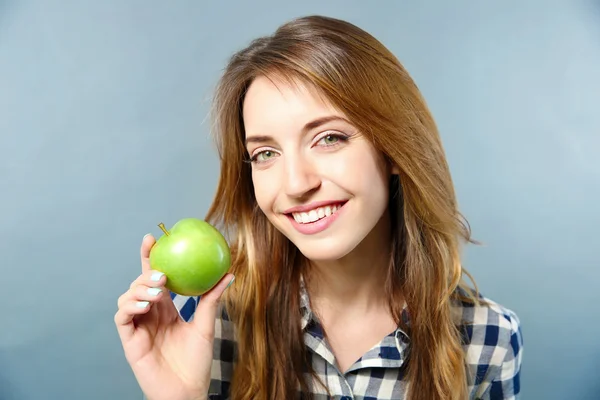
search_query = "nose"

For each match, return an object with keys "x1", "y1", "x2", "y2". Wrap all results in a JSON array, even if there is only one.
[{"x1": 283, "y1": 154, "x2": 321, "y2": 199}]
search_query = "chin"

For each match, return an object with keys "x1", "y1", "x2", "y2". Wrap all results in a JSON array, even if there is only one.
[
  {"x1": 288, "y1": 235, "x2": 359, "y2": 262},
  {"x1": 265, "y1": 209, "x2": 369, "y2": 261},
  {"x1": 266, "y1": 212, "x2": 370, "y2": 262}
]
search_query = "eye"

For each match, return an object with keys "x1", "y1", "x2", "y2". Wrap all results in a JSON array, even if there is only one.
[
  {"x1": 251, "y1": 149, "x2": 279, "y2": 163},
  {"x1": 320, "y1": 135, "x2": 339, "y2": 145},
  {"x1": 315, "y1": 132, "x2": 349, "y2": 147}
]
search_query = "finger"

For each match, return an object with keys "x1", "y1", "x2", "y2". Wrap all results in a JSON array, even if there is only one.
[
  {"x1": 129, "y1": 270, "x2": 178, "y2": 318},
  {"x1": 114, "y1": 297, "x2": 155, "y2": 338},
  {"x1": 119, "y1": 284, "x2": 166, "y2": 309},
  {"x1": 128, "y1": 269, "x2": 167, "y2": 291},
  {"x1": 140, "y1": 233, "x2": 156, "y2": 273},
  {"x1": 127, "y1": 270, "x2": 177, "y2": 317},
  {"x1": 115, "y1": 271, "x2": 168, "y2": 341},
  {"x1": 192, "y1": 273, "x2": 235, "y2": 336}
]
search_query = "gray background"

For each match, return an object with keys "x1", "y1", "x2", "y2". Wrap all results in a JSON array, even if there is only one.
[{"x1": 1, "y1": 1, "x2": 599, "y2": 399}]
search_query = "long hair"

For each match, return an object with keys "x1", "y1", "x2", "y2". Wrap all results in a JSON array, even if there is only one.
[{"x1": 205, "y1": 15, "x2": 481, "y2": 400}]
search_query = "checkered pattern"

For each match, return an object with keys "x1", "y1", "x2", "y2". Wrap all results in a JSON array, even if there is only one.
[{"x1": 171, "y1": 285, "x2": 523, "y2": 400}]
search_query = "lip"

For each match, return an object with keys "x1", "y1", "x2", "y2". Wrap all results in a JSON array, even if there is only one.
[
  {"x1": 282, "y1": 200, "x2": 347, "y2": 214},
  {"x1": 285, "y1": 201, "x2": 348, "y2": 235}
]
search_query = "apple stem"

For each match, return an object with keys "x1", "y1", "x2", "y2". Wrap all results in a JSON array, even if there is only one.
[{"x1": 158, "y1": 222, "x2": 170, "y2": 236}]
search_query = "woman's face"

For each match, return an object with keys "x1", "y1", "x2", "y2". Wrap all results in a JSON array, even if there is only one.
[{"x1": 242, "y1": 75, "x2": 393, "y2": 261}]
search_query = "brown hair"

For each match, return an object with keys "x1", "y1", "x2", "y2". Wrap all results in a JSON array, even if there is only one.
[{"x1": 205, "y1": 14, "x2": 481, "y2": 400}]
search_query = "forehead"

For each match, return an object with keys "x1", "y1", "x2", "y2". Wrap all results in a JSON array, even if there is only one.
[{"x1": 242, "y1": 75, "x2": 343, "y2": 133}]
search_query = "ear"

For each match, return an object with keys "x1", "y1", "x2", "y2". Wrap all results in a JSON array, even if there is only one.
[{"x1": 390, "y1": 163, "x2": 400, "y2": 175}]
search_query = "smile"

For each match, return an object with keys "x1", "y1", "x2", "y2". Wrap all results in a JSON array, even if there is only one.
[
  {"x1": 291, "y1": 204, "x2": 342, "y2": 224},
  {"x1": 283, "y1": 201, "x2": 348, "y2": 235}
]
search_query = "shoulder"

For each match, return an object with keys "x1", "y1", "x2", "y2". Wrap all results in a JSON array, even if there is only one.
[{"x1": 452, "y1": 286, "x2": 524, "y2": 399}]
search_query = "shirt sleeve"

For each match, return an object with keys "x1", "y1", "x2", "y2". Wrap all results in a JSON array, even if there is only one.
[
  {"x1": 208, "y1": 303, "x2": 236, "y2": 399},
  {"x1": 488, "y1": 309, "x2": 524, "y2": 399}
]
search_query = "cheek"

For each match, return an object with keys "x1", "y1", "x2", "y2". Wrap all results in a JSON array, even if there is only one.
[
  {"x1": 251, "y1": 169, "x2": 277, "y2": 213},
  {"x1": 326, "y1": 146, "x2": 389, "y2": 196}
]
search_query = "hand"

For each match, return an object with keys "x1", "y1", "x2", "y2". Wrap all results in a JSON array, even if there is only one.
[{"x1": 114, "y1": 234, "x2": 234, "y2": 400}]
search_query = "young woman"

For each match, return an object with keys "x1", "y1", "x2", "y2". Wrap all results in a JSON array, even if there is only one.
[{"x1": 115, "y1": 15, "x2": 523, "y2": 400}]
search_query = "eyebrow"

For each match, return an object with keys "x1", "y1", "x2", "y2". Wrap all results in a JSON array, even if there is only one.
[{"x1": 245, "y1": 115, "x2": 349, "y2": 145}]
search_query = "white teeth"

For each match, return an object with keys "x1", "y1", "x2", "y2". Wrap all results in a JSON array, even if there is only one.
[{"x1": 292, "y1": 204, "x2": 343, "y2": 224}]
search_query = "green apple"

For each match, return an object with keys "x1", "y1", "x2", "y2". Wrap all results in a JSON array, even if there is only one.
[{"x1": 149, "y1": 218, "x2": 231, "y2": 296}]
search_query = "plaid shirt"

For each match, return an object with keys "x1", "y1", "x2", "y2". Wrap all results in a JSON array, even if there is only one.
[{"x1": 171, "y1": 285, "x2": 523, "y2": 400}]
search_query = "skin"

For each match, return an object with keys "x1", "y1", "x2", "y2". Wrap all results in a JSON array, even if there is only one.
[
  {"x1": 243, "y1": 76, "x2": 399, "y2": 372},
  {"x1": 114, "y1": 234, "x2": 234, "y2": 400},
  {"x1": 114, "y1": 75, "x2": 400, "y2": 399}
]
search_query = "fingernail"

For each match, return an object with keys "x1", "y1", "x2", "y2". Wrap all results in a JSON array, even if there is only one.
[
  {"x1": 143, "y1": 233, "x2": 151, "y2": 239},
  {"x1": 147, "y1": 287, "x2": 161, "y2": 296},
  {"x1": 136, "y1": 301, "x2": 149, "y2": 308},
  {"x1": 225, "y1": 276, "x2": 235, "y2": 290},
  {"x1": 151, "y1": 271, "x2": 164, "y2": 282}
]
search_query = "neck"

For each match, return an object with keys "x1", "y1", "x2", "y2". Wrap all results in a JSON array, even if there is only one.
[{"x1": 305, "y1": 213, "x2": 393, "y2": 313}]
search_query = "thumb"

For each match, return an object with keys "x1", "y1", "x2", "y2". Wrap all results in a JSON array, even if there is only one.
[{"x1": 192, "y1": 273, "x2": 235, "y2": 335}]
